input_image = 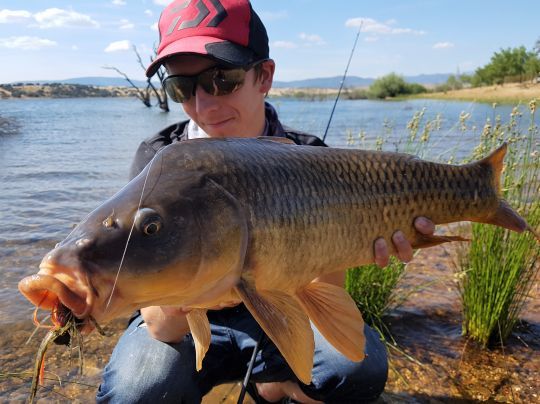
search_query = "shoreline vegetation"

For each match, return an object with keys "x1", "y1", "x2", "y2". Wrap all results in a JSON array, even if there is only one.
[{"x1": 1, "y1": 81, "x2": 539, "y2": 104}]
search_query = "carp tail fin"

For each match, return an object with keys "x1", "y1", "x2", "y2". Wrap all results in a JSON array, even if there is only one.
[
  {"x1": 186, "y1": 309, "x2": 211, "y2": 371},
  {"x1": 297, "y1": 281, "x2": 365, "y2": 362},
  {"x1": 481, "y1": 200, "x2": 540, "y2": 241},
  {"x1": 234, "y1": 278, "x2": 314, "y2": 384}
]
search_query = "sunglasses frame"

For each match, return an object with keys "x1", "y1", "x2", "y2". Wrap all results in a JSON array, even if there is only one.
[{"x1": 163, "y1": 59, "x2": 268, "y2": 103}]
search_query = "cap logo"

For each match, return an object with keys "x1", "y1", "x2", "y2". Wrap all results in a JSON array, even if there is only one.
[{"x1": 165, "y1": 0, "x2": 228, "y2": 35}]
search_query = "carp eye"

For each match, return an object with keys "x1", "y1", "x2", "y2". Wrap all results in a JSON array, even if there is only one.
[{"x1": 135, "y1": 208, "x2": 163, "y2": 236}]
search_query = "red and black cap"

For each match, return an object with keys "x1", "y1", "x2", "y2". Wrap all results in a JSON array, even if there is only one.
[{"x1": 146, "y1": 0, "x2": 269, "y2": 77}]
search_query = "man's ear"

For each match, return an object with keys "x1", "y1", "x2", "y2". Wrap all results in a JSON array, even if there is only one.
[{"x1": 258, "y1": 59, "x2": 275, "y2": 94}]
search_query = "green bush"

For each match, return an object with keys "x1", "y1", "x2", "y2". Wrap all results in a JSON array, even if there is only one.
[
  {"x1": 346, "y1": 258, "x2": 406, "y2": 334},
  {"x1": 368, "y1": 73, "x2": 426, "y2": 99}
]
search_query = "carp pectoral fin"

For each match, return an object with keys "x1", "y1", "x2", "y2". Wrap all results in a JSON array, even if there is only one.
[
  {"x1": 412, "y1": 233, "x2": 469, "y2": 249},
  {"x1": 297, "y1": 281, "x2": 365, "y2": 362},
  {"x1": 234, "y1": 279, "x2": 314, "y2": 384},
  {"x1": 186, "y1": 309, "x2": 211, "y2": 371},
  {"x1": 257, "y1": 136, "x2": 296, "y2": 145}
]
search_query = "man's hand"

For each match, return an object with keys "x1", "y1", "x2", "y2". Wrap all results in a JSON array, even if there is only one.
[
  {"x1": 141, "y1": 306, "x2": 192, "y2": 343},
  {"x1": 373, "y1": 217, "x2": 435, "y2": 267}
]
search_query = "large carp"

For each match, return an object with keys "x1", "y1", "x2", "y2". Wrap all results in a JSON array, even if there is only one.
[{"x1": 19, "y1": 137, "x2": 538, "y2": 383}]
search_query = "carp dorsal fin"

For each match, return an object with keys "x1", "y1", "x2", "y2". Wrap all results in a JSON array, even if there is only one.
[
  {"x1": 257, "y1": 136, "x2": 296, "y2": 145},
  {"x1": 234, "y1": 278, "x2": 314, "y2": 384},
  {"x1": 296, "y1": 281, "x2": 365, "y2": 362},
  {"x1": 186, "y1": 309, "x2": 211, "y2": 371},
  {"x1": 478, "y1": 142, "x2": 507, "y2": 193}
]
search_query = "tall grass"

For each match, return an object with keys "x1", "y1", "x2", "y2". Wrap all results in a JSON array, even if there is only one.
[
  {"x1": 456, "y1": 100, "x2": 540, "y2": 347},
  {"x1": 345, "y1": 258, "x2": 406, "y2": 335}
]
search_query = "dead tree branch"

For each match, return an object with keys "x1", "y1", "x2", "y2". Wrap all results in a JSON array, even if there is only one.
[{"x1": 102, "y1": 65, "x2": 151, "y2": 107}]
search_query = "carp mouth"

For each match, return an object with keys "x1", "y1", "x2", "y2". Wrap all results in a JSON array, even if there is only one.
[{"x1": 18, "y1": 264, "x2": 98, "y2": 334}]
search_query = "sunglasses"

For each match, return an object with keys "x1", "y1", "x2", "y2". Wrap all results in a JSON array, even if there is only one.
[{"x1": 163, "y1": 61, "x2": 266, "y2": 103}]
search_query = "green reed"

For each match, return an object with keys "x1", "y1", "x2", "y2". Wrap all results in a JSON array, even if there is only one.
[
  {"x1": 346, "y1": 258, "x2": 406, "y2": 335},
  {"x1": 456, "y1": 100, "x2": 540, "y2": 347}
]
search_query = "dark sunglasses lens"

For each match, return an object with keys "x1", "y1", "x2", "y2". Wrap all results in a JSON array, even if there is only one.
[
  {"x1": 199, "y1": 68, "x2": 246, "y2": 96},
  {"x1": 164, "y1": 76, "x2": 194, "y2": 103}
]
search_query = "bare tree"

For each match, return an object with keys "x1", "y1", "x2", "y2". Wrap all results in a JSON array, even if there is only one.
[
  {"x1": 134, "y1": 45, "x2": 169, "y2": 112},
  {"x1": 103, "y1": 45, "x2": 170, "y2": 111},
  {"x1": 102, "y1": 65, "x2": 151, "y2": 107}
]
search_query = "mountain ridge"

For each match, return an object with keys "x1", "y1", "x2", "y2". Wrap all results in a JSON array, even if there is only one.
[{"x1": 7, "y1": 73, "x2": 454, "y2": 89}]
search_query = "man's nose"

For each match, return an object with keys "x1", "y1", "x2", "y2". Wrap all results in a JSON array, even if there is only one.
[{"x1": 194, "y1": 85, "x2": 219, "y2": 114}]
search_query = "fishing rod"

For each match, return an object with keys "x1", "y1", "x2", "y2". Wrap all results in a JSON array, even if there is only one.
[{"x1": 322, "y1": 22, "x2": 363, "y2": 143}]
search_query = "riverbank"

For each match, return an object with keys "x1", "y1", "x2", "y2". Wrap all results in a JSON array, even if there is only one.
[
  {"x1": 0, "y1": 83, "x2": 140, "y2": 99},
  {"x1": 415, "y1": 82, "x2": 540, "y2": 104},
  {"x1": 2, "y1": 82, "x2": 539, "y2": 105}
]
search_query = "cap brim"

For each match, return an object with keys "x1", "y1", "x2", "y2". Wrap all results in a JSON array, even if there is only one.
[{"x1": 146, "y1": 36, "x2": 256, "y2": 77}]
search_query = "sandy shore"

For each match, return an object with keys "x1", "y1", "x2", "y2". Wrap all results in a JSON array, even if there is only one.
[{"x1": 416, "y1": 82, "x2": 540, "y2": 104}]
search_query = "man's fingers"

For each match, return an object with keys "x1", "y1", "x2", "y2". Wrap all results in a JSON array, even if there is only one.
[
  {"x1": 392, "y1": 231, "x2": 413, "y2": 263},
  {"x1": 374, "y1": 238, "x2": 390, "y2": 268},
  {"x1": 414, "y1": 216, "x2": 435, "y2": 235}
]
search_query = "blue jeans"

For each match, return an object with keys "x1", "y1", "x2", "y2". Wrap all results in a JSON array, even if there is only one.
[{"x1": 97, "y1": 305, "x2": 387, "y2": 403}]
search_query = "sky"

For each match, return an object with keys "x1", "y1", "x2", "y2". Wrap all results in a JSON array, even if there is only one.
[{"x1": 0, "y1": 0, "x2": 539, "y2": 83}]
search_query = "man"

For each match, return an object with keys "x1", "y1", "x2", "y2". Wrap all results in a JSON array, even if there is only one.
[{"x1": 97, "y1": 1, "x2": 435, "y2": 402}]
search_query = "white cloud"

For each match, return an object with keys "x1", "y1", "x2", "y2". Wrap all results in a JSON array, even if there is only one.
[
  {"x1": 34, "y1": 8, "x2": 100, "y2": 29},
  {"x1": 299, "y1": 33, "x2": 325, "y2": 45},
  {"x1": 0, "y1": 9, "x2": 33, "y2": 23},
  {"x1": 153, "y1": 0, "x2": 172, "y2": 6},
  {"x1": 258, "y1": 10, "x2": 288, "y2": 21},
  {"x1": 345, "y1": 17, "x2": 425, "y2": 36},
  {"x1": 0, "y1": 36, "x2": 57, "y2": 50},
  {"x1": 119, "y1": 19, "x2": 134, "y2": 29},
  {"x1": 150, "y1": 22, "x2": 159, "y2": 31},
  {"x1": 112, "y1": 0, "x2": 126, "y2": 5},
  {"x1": 433, "y1": 41, "x2": 454, "y2": 49},
  {"x1": 145, "y1": 9, "x2": 153, "y2": 17},
  {"x1": 272, "y1": 40, "x2": 297, "y2": 49},
  {"x1": 105, "y1": 39, "x2": 131, "y2": 52}
]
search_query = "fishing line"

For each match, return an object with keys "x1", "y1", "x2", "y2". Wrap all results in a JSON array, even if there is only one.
[
  {"x1": 322, "y1": 22, "x2": 362, "y2": 143},
  {"x1": 105, "y1": 153, "x2": 160, "y2": 311}
]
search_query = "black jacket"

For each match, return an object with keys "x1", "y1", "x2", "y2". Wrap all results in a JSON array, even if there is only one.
[{"x1": 129, "y1": 103, "x2": 327, "y2": 179}]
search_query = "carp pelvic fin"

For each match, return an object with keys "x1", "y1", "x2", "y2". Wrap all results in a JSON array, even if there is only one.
[
  {"x1": 234, "y1": 278, "x2": 314, "y2": 384},
  {"x1": 297, "y1": 281, "x2": 366, "y2": 362},
  {"x1": 257, "y1": 136, "x2": 296, "y2": 145},
  {"x1": 411, "y1": 233, "x2": 469, "y2": 249},
  {"x1": 186, "y1": 309, "x2": 211, "y2": 371}
]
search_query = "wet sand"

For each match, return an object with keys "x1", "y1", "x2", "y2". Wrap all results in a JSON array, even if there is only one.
[{"x1": 1, "y1": 241, "x2": 538, "y2": 403}]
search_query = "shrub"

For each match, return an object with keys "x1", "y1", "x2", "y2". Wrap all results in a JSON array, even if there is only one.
[{"x1": 368, "y1": 73, "x2": 426, "y2": 99}]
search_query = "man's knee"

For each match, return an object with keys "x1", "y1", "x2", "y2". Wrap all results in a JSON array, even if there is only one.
[
  {"x1": 306, "y1": 324, "x2": 388, "y2": 402},
  {"x1": 97, "y1": 319, "x2": 201, "y2": 403}
]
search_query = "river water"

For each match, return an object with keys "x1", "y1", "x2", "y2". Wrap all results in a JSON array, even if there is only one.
[{"x1": 0, "y1": 96, "x2": 537, "y2": 325}]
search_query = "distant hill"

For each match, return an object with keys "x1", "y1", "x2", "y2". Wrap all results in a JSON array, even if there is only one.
[
  {"x1": 8, "y1": 73, "x2": 453, "y2": 89},
  {"x1": 274, "y1": 73, "x2": 453, "y2": 88}
]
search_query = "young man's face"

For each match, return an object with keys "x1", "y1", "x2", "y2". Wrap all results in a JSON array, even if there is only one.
[{"x1": 165, "y1": 55, "x2": 275, "y2": 138}]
